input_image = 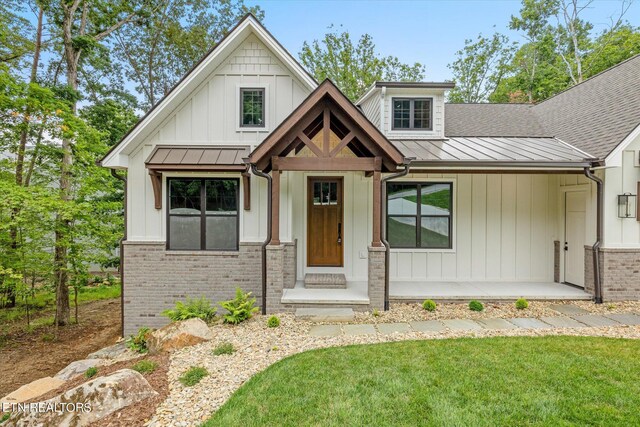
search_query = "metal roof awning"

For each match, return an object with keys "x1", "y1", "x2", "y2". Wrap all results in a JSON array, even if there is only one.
[
  {"x1": 144, "y1": 145, "x2": 250, "y2": 210},
  {"x1": 145, "y1": 145, "x2": 249, "y2": 171},
  {"x1": 391, "y1": 137, "x2": 596, "y2": 170}
]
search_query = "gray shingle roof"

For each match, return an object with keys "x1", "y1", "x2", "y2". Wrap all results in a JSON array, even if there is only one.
[
  {"x1": 444, "y1": 55, "x2": 640, "y2": 160},
  {"x1": 445, "y1": 104, "x2": 549, "y2": 138},
  {"x1": 532, "y1": 54, "x2": 640, "y2": 159}
]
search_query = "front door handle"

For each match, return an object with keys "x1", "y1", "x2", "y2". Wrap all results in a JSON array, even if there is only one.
[
  {"x1": 337, "y1": 223, "x2": 342, "y2": 245},
  {"x1": 564, "y1": 242, "x2": 568, "y2": 251}
]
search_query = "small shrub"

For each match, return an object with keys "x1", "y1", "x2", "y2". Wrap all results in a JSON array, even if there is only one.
[
  {"x1": 218, "y1": 288, "x2": 259, "y2": 324},
  {"x1": 372, "y1": 309, "x2": 380, "y2": 317},
  {"x1": 133, "y1": 360, "x2": 157, "y2": 374},
  {"x1": 607, "y1": 303, "x2": 616, "y2": 310},
  {"x1": 162, "y1": 297, "x2": 217, "y2": 323},
  {"x1": 469, "y1": 300, "x2": 484, "y2": 312},
  {"x1": 127, "y1": 327, "x2": 150, "y2": 353},
  {"x1": 267, "y1": 316, "x2": 280, "y2": 328},
  {"x1": 179, "y1": 366, "x2": 208, "y2": 386},
  {"x1": 85, "y1": 366, "x2": 98, "y2": 378},
  {"x1": 41, "y1": 333, "x2": 56, "y2": 342},
  {"x1": 515, "y1": 298, "x2": 529, "y2": 310},
  {"x1": 1, "y1": 413, "x2": 10, "y2": 423},
  {"x1": 212, "y1": 342, "x2": 235, "y2": 356},
  {"x1": 422, "y1": 299, "x2": 437, "y2": 312}
]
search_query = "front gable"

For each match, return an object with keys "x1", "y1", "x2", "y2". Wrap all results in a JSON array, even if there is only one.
[{"x1": 100, "y1": 14, "x2": 317, "y2": 168}]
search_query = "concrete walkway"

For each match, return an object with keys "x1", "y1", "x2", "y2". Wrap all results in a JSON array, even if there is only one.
[{"x1": 309, "y1": 305, "x2": 640, "y2": 337}]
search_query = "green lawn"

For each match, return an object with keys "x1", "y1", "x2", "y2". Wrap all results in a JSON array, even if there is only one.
[{"x1": 205, "y1": 337, "x2": 640, "y2": 426}]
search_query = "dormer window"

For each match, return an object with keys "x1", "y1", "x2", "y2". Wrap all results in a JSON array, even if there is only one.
[
  {"x1": 240, "y1": 88, "x2": 265, "y2": 127},
  {"x1": 392, "y1": 98, "x2": 432, "y2": 130}
]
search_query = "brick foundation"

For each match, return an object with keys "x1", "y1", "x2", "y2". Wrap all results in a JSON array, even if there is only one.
[
  {"x1": 122, "y1": 241, "x2": 262, "y2": 335},
  {"x1": 584, "y1": 246, "x2": 640, "y2": 301},
  {"x1": 265, "y1": 241, "x2": 297, "y2": 313}
]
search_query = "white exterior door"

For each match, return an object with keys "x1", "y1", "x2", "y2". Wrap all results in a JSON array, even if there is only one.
[{"x1": 564, "y1": 191, "x2": 586, "y2": 287}]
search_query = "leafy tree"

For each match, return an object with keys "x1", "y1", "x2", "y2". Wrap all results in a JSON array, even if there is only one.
[
  {"x1": 448, "y1": 33, "x2": 515, "y2": 103},
  {"x1": 113, "y1": 0, "x2": 264, "y2": 110},
  {"x1": 583, "y1": 24, "x2": 640, "y2": 77},
  {"x1": 299, "y1": 27, "x2": 426, "y2": 101}
]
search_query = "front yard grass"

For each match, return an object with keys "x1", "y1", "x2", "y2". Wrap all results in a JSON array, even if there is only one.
[{"x1": 205, "y1": 336, "x2": 640, "y2": 426}]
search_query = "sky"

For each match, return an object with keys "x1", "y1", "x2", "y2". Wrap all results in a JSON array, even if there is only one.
[{"x1": 247, "y1": 0, "x2": 640, "y2": 81}]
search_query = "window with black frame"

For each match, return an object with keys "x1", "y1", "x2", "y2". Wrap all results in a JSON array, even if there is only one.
[
  {"x1": 168, "y1": 178, "x2": 239, "y2": 250},
  {"x1": 240, "y1": 88, "x2": 265, "y2": 127},
  {"x1": 386, "y1": 182, "x2": 452, "y2": 249},
  {"x1": 392, "y1": 98, "x2": 432, "y2": 130}
]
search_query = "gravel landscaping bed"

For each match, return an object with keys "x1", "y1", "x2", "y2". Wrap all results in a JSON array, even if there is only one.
[{"x1": 147, "y1": 301, "x2": 640, "y2": 427}]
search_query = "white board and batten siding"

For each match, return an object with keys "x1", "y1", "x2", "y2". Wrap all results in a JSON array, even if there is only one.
[
  {"x1": 603, "y1": 133, "x2": 640, "y2": 247},
  {"x1": 388, "y1": 173, "x2": 562, "y2": 283},
  {"x1": 127, "y1": 34, "x2": 311, "y2": 242}
]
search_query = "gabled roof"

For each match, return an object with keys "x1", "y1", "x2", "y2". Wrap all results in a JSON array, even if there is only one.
[
  {"x1": 249, "y1": 79, "x2": 406, "y2": 172},
  {"x1": 100, "y1": 14, "x2": 317, "y2": 169},
  {"x1": 532, "y1": 54, "x2": 640, "y2": 160},
  {"x1": 445, "y1": 104, "x2": 549, "y2": 138},
  {"x1": 356, "y1": 81, "x2": 455, "y2": 105}
]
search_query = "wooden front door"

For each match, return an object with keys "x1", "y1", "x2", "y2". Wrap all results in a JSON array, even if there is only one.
[{"x1": 307, "y1": 177, "x2": 344, "y2": 267}]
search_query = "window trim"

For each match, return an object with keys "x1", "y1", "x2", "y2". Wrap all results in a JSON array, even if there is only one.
[
  {"x1": 391, "y1": 97, "x2": 433, "y2": 131},
  {"x1": 386, "y1": 181, "x2": 453, "y2": 249},
  {"x1": 166, "y1": 177, "x2": 240, "y2": 251},
  {"x1": 239, "y1": 87, "x2": 266, "y2": 129}
]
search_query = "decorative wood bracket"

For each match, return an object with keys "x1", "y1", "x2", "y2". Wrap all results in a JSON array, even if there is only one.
[{"x1": 149, "y1": 170, "x2": 162, "y2": 210}]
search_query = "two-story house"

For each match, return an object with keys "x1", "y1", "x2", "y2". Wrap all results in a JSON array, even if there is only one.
[{"x1": 100, "y1": 15, "x2": 640, "y2": 335}]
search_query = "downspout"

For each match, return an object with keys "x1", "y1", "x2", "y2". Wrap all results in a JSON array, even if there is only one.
[
  {"x1": 248, "y1": 162, "x2": 272, "y2": 315},
  {"x1": 380, "y1": 159, "x2": 412, "y2": 310},
  {"x1": 584, "y1": 166, "x2": 603, "y2": 304},
  {"x1": 110, "y1": 169, "x2": 127, "y2": 337}
]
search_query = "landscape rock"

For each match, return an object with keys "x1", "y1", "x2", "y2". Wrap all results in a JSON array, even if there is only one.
[
  {"x1": 55, "y1": 359, "x2": 107, "y2": 381},
  {"x1": 87, "y1": 341, "x2": 133, "y2": 360},
  {"x1": 6, "y1": 369, "x2": 158, "y2": 427},
  {"x1": 1, "y1": 377, "x2": 66, "y2": 404},
  {"x1": 147, "y1": 318, "x2": 213, "y2": 354}
]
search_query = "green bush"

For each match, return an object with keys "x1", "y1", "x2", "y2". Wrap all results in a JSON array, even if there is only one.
[
  {"x1": 469, "y1": 300, "x2": 484, "y2": 312},
  {"x1": 219, "y1": 288, "x2": 259, "y2": 324},
  {"x1": 515, "y1": 298, "x2": 529, "y2": 310},
  {"x1": 267, "y1": 316, "x2": 280, "y2": 328},
  {"x1": 179, "y1": 366, "x2": 208, "y2": 386},
  {"x1": 127, "y1": 327, "x2": 150, "y2": 353},
  {"x1": 133, "y1": 360, "x2": 157, "y2": 374},
  {"x1": 422, "y1": 299, "x2": 437, "y2": 312},
  {"x1": 213, "y1": 342, "x2": 235, "y2": 356},
  {"x1": 85, "y1": 366, "x2": 98, "y2": 378},
  {"x1": 162, "y1": 297, "x2": 217, "y2": 322},
  {"x1": 372, "y1": 309, "x2": 380, "y2": 317}
]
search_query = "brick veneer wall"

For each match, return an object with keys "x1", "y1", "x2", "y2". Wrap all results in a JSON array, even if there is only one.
[
  {"x1": 122, "y1": 241, "x2": 262, "y2": 335},
  {"x1": 368, "y1": 246, "x2": 386, "y2": 310},
  {"x1": 584, "y1": 246, "x2": 640, "y2": 301},
  {"x1": 265, "y1": 242, "x2": 296, "y2": 313}
]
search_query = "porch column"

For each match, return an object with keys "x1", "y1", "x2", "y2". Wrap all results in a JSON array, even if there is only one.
[
  {"x1": 372, "y1": 169, "x2": 382, "y2": 247},
  {"x1": 270, "y1": 168, "x2": 280, "y2": 245}
]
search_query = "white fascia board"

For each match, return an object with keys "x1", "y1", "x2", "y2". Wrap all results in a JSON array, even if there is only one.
[
  {"x1": 101, "y1": 16, "x2": 316, "y2": 169},
  {"x1": 604, "y1": 123, "x2": 640, "y2": 168},
  {"x1": 355, "y1": 83, "x2": 378, "y2": 106}
]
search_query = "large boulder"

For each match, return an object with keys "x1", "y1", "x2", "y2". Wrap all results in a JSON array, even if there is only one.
[
  {"x1": 1, "y1": 377, "x2": 66, "y2": 404},
  {"x1": 147, "y1": 318, "x2": 213, "y2": 354},
  {"x1": 6, "y1": 369, "x2": 157, "y2": 427},
  {"x1": 55, "y1": 359, "x2": 107, "y2": 381},
  {"x1": 87, "y1": 341, "x2": 136, "y2": 361}
]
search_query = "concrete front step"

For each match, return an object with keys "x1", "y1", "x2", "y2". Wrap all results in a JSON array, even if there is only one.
[
  {"x1": 295, "y1": 308, "x2": 355, "y2": 322},
  {"x1": 304, "y1": 273, "x2": 347, "y2": 289}
]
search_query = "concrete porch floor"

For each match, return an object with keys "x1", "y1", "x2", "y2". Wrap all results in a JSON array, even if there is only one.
[
  {"x1": 281, "y1": 281, "x2": 370, "y2": 305},
  {"x1": 390, "y1": 281, "x2": 592, "y2": 301}
]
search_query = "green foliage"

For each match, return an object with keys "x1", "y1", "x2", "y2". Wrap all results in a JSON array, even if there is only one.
[
  {"x1": 515, "y1": 298, "x2": 529, "y2": 310},
  {"x1": 133, "y1": 360, "x2": 157, "y2": 374},
  {"x1": 162, "y1": 297, "x2": 217, "y2": 323},
  {"x1": 299, "y1": 27, "x2": 425, "y2": 101},
  {"x1": 85, "y1": 366, "x2": 98, "y2": 378},
  {"x1": 267, "y1": 316, "x2": 280, "y2": 328},
  {"x1": 213, "y1": 342, "x2": 235, "y2": 356},
  {"x1": 372, "y1": 309, "x2": 380, "y2": 317},
  {"x1": 469, "y1": 300, "x2": 484, "y2": 312},
  {"x1": 219, "y1": 288, "x2": 259, "y2": 325},
  {"x1": 41, "y1": 332, "x2": 55, "y2": 342},
  {"x1": 127, "y1": 327, "x2": 150, "y2": 354},
  {"x1": 1, "y1": 412, "x2": 10, "y2": 423},
  {"x1": 422, "y1": 300, "x2": 437, "y2": 312},
  {"x1": 179, "y1": 366, "x2": 209, "y2": 386}
]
